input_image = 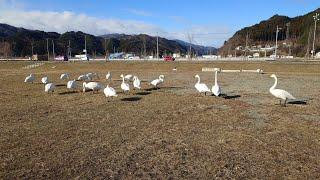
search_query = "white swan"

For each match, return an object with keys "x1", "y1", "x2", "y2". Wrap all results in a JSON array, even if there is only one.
[
  {"x1": 60, "y1": 73, "x2": 69, "y2": 80},
  {"x1": 82, "y1": 82, "x2": 103, "y2": 93},
  {"x1": 104, "y1": 85, "x2": 118, "y2": 97},
  {"x1": 194, "y1": 74, "x2": 211, "y2": 95},
  {"x1": 45, "y1": 83, "x2": 55, "y2": 93},
  {"x1": 212, "y1": 71, "x2": 221, "y2": 97},
  {"x1": 106, "y1": 71, "x2": 112, "y2": 81},
  {"x1": 270, "y1": 74, "x2": 296, "y2": 106},
  {"x1": 24, "y1": 74, "x2": 35, "y2": 83},
  {"x1": 86, "y1": 73, "x2": 100, "y2": 80},
  {"x1": 133, "y1": 76, "x2": 141, "y2": 90},
  {"x1": 120, "y1": 74, "x2": 130, "y2": 92},
  {"x1": 78, "y1": 74, "x2": 89, "y2": 81},
  {"x1": 41, "y1": 76, "x2": 49, "y2": 84},
  {"x1": 150, "y1": 75, "x2": 165, "y2": 88},
  {"x1": 67, "y1": 80, "x2": 77, "y2": 90},
  {"x1": 125, "y1": 74, "x2": 133, "y2": 81}
]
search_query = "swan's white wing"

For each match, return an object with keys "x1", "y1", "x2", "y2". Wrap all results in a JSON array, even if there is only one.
[
  {"x1": 200, "y1": 83, "x2": 211, "y2": 92},
  {"x1": 212, "y1": 85, "x2": 221, "y2": 96},
  {"x1": 121, "y1": 82, "x2": 130, "y2": 91},
  {"x1": 271, "y1": 89, "x2": 295, "y2": 100},
  {"x1": 151, "y1": 79, "x2": 160, "y2": 86},
  {"x1": 134, "y1": 79, "x2": 141, "y2": 89}
]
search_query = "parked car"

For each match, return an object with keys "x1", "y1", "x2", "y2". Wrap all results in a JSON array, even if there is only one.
[
  {"x1": 164, "y1": 56, "x2": 175, "y2": 62},
  {"x1": 54, "y1": 56, "x2": 68, "y2": 61}
]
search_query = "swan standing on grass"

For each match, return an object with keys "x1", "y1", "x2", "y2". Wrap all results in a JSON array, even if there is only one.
[
  {"x1": 67, "y1": 80, "x2": 77, "y2": 91},
  {"x1": 194, "y1": 74, "x2": 211, "y2": 95},
  {"x1": 60, "y1": 73, "x2": 70, "y2": 80},
  {"x1": 41, "y1": 76, "x2": 49, "y2": 84},
  {"x1": 120, "y1": 74, "x2": 130, "y2": 93},
  {"x1": 212, "y1": 71, "x2": 221, "y2": 97},
  {"x1": 106, "y1": 71, "x2": 112, "y2": 81},
  {"x1": 104, "y1": 85, "x2": 118, "y2": 98},
  {"x1": 133, "y1": 76, "x2": 141, "y2": 90},
  {"x1": 151, "y1": 75, "x2": 165, "y2": 89},
  {"x1": 82, "y1": 82, "x2": 103, "y2": 93},
  {"x1": 269, "y1": 74, "x2": 296, "y2": 106},
  {"x1": 45, "y1": 83, "x2": 55, "y2": 93},
  {"x1": 24, "y1": 74, "x2": 35, "y2": 83}
]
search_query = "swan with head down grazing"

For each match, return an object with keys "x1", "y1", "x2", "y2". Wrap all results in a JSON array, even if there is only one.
[
  {"x1": 41, "y1": 76, "x2": 49, "y2": 84},
  {"x1": 125, "y1": 74, "x2": 133, "y2": 81},
  {"x1": 104, "y1": 85, "x2": 118, "y2": 98},
  {"x1": 194, "y1": 74, "x2": 211, "y2": 95},
  {"x1": 45, "y1": 83, "x2": 55, "y2": 93},
  {"x1": 82, "y1": 82, "x2": 103, "y2": 93},
  {"x1": 269, "y1": 74, "x2": 296, "y2": 106},
  {"x1": 67, "y1": 80, "x2": 77, "y2": 91},
  {"x1": 150, "y1": 75, "x2": 164, "y2": 89},
  {"x1": 24, "y1": 74, "x2": 35, "y2": 83},
  {"x1": 60, "y1": 73, "x2": 70, "y2": 80}
]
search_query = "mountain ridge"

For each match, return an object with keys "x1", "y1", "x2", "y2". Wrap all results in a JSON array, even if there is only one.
[{"x1": 0, "y1": 23, "x2": 217, "y2": 57}]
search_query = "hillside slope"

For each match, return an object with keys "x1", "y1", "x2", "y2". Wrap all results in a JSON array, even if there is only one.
[{"x1": 219, "y1": 8, "x2": 320, "y2": 57}]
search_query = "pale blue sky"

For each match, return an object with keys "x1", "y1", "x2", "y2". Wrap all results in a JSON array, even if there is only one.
[{"x1": 0, "y1": 0, "x2": 319, "y2": 47}]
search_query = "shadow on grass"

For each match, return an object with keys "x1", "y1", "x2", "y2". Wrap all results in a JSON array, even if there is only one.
[
  {"x1": 121, "y1": 97, "x2": 142, "y2": 102},
  {"x1": 56, "y1": 84, "x2": 66, "y2": 87},
  {"x1": 59, "y1": 91, "x2": 79, "y2": 95},
  {"x1": 220, "y1": 94, "x2": 242, "y2": 99},
  {"x1": 136, "y1": 92, "x2": 152, "y2": 96},
  {"x1": 288, "y1": 100, "x2": 307, "y2": 105},
  {"x1": 145, "y1": 86, "x2": 184, "y2": 92}
]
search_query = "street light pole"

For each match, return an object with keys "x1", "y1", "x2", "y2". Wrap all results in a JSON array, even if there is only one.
[
  {"x1": 275, "y1": 26, "x2": 282, "y2": 60},
  {"x1": 156, "y1": 33, "x2": 159, "y2": 60},
  {"x1": 312, "y1": 13, "x2": 319, "y2": 58}
]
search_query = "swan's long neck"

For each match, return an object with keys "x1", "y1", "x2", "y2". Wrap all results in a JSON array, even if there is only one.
[
  {"x1": 196, "y1": 76, "x2": 200, "y2": 84},
  {"x1": 270, "y1": 76, "x2": 277, "y2": 90},
  {"x1": 214, "y1": 71, "x2": 218, "y2": 85},
  {"x1": 121, "y1": 76, "x2": 125, "y2": 83}
]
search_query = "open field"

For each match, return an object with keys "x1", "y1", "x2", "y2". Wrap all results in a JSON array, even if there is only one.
[{"x1": 1, "y1": 60, "x2": 320, "y2": 179}]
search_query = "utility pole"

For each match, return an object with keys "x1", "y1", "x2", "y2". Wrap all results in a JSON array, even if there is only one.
[
  {"x1": 244, "y1": 32, "x2": 249, "y2": 58},
  {"x1": 31, "y1": 39, "x2": 34, "y2": 56},
  {"x1": 306, "y1": 28, "x2": 312, "y2": 58},
  {"x1": 312, "y1": 13, "x2": 319, "y2": 58},
  {"x1": 84, "y1": 35, "x2": 87, "y2": 57},
  {"x1": 275, "y1": 26, "x2": 282, "y2": 60},
  {"x1": 286, "y1": 22, "x2": 291, "y2": 56},
  {"x1": 52, "y1": 40, "x2": 55, "y2": 60},
  {"x1": 68, "y1": 40, "x2": 71, "y2": 59},
  {"x1": 156, "y1": 33, "x2": 159, "y2": 60},
  {"x1": 46, "y1": 38, "x2": 50, "y2": 61}
]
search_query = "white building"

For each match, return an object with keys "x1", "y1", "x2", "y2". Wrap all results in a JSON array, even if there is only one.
[{"x1": 253, "y1": 53, "x2": 260, "y2": 58}]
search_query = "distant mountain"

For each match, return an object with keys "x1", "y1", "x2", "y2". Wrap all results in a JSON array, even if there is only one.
[
  {"x1": 0, "y1": 23, "x2": 216, "y2": 58},
  {"x1": 219, "y1": 8, "x2": 320, "y2": 57},
  {"x1": 174, "y1": 39, "x2": 217, "y2": 55}
]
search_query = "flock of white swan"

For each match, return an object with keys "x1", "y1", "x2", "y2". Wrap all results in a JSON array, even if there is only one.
[{"x1": 24, "y1": 70, "x2": 297, "y2": 106}]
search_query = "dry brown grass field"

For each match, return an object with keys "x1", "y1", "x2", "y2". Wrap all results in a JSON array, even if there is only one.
[{"x1": 0, "y1": 60, "x2": 320, "y2": 179}]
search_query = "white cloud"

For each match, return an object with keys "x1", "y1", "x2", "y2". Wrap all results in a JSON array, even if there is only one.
[
  {"x1": 0, "y1": 9, "x2": 164, "y2": 36},
  {"x1": 0, "y1": 0, "x2": 232, "y2": 47}
]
